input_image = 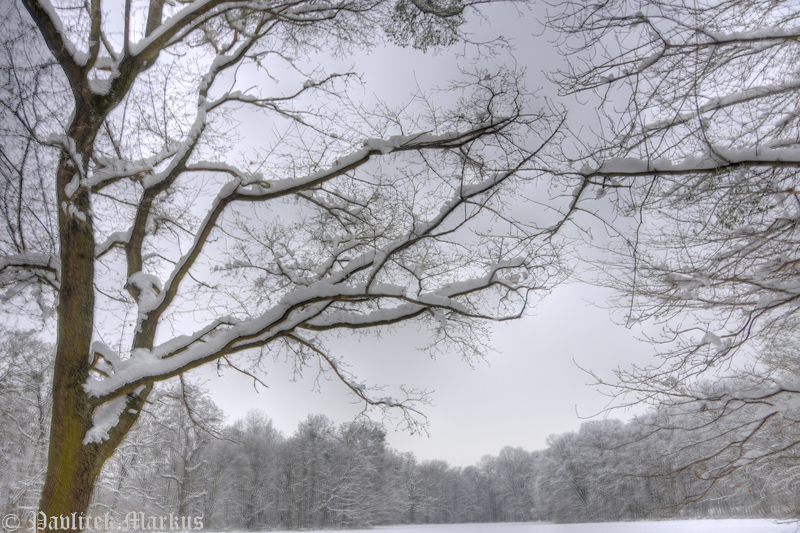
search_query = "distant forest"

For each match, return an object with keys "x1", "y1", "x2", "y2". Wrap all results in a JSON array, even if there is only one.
[{"x1": 1, "y1": 332, "x2": 794, "y2": 530}]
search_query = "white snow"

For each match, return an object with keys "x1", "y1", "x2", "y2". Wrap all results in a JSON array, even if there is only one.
[
  {"x1": 364, "y1": 135, "x2": 410, "y2": 154},
  {"x1": 90, "y1": 341, "x2": 122, "y2": 368},
  {"x1": 64, "y1": 174, "x2": 81, "y2": 197},
  {"x1": 95, "y1": 228, "x2": 133, "y2": 257},
  {"x1": 636, "y1": 52, "x2": 661, "y2": 71},
  {"x1": 707, "y1": 27, "x2": 798, "y2": 42},
  {"x1": 129, "y1": 271, "x2": 162, "y2": 294},
  {"x1": 277, "y1": 279, "x2": 405, "y2": 306},
  {"x1": 701, "y1": 331, "x2": 722, "y2": 347},
  {"x1": 1, "y1": 277, "x2": 34, "y2": 303},
  {"x1": 0, "y1": 253, "x2": 61, "y2": 278},
  {"x1": 186, "y1": 161, "x2": 264, "y2": 183},
  {"x1": 67, "y1": 202, "x2": 86, "y2": 222},
  {"x1": 83, "y1": 299, "x2": 327, "y2": 398},
  {"x1": 31, "y1": 284, "x2": 53, "y2": 320},
  {"x1": 588, "y1": 146, "x2": 800, "y2": 176},
  {"x1": 258, "y1": 519, "x2": 789, "y2": 533},
  {"x1": 93, "y1": 56, "x2": 115, "y2": 70},
  {"x1": 756, "y1": 293, "x2": 775, "y2": 309},
  {"x1": 417, "y1": 292, "x2": 465, "y2": 311},
  {"x1": 37, "y1": 0, "x2": 90, "y2": 67},
  {"x1": 83, "y1": 395, "x2": 129, "y2": 444},
  {"x1": 88, "y1": 78, "x2": 113, "y2": 95},
  {"x1": 128, "y1": 271, "x2": 163, "y2": 330},
  {"x1": 127, "y1": 0, "x2": 219, "y2": 57},
  {"x1": 644, "y1": 79, "x2": 800, "y2": 132}
]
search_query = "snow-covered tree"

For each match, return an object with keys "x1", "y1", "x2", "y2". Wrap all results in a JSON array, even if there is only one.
[
  {"x1": 0, "y1": 0, "x2": 573, "y2": 526},
  {"x1": 547, "y1": 0, "x2": 800, "y2": 513},
  {"x1": 90, "y1": 379, "x2": 225, "y2": 520},
  {"x1": 494, "y1": 446, "x2": 535, "y2": 521},
  {"x1": 222, "y1": 410, "x2": 283, "y2": 529},
  {"x1": 0, "y1": 329, "x2": 52, "y2": 522}
]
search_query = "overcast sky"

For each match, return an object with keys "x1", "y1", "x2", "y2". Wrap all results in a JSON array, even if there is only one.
[
  {"x1": 21, "y1": 0, "x2": 660, "y2": 468},
  {"x1": 188, "y1": 2, "x2": 664, "y2": 468},
  {"x1": 202, "y1": 282, "x2": 655, "y2": 467}
]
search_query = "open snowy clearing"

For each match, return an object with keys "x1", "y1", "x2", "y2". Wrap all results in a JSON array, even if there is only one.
[{"x1": 264, "y1": 520, "x2": 795, "y2": 533}]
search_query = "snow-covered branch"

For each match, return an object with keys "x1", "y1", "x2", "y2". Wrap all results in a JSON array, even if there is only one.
[
  {"x1": 582, "y1": 146, "x2": 800, "y2": 178},
  {"x1": 21, "y1": 0, "x2": 88, "y2": 86},
  {"x1": 0, "y1": 253, "x2": 61, "y2": 291}
]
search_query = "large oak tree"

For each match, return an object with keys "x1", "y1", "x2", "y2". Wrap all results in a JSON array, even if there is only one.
[{"x1": 0, "y1": 0, "x2": 570, "y2": 527}]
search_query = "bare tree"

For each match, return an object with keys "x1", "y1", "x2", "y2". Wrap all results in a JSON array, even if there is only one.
[
  {"x1": 90, "y1": 379, "x2": 223, "y2": 521},
  {"x1": 0, "y1": 329, "x2": 52, "y2": 522},
  {"x1": 495, "y1": 446, "x2": 534, "y2": 521},
  {"x1": 547, "y1": 0, "x2": 800, "y2": 512},
  {"x1": 0, "y1": 0, "x2": 573, "y2": 526}
]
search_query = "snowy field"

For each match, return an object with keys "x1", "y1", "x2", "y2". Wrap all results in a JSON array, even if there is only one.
[{"x1": 265, "y1": 520, "x2": 796, "y2": 533}]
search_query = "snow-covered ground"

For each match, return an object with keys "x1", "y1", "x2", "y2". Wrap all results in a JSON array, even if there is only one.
[{"x1": 265, "y1": 520, "x2": 795, "y2": 533}]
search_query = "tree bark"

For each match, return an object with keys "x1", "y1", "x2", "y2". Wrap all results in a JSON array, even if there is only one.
[{"x1": 38, "y1": 114, "x2": 100, "y2": 528}]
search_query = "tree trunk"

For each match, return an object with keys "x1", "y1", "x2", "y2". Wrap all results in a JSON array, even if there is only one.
[
  {"x1": 36, "y1": 112, "x2": 149, "y2": 533},
  {"x1": 38, "y1": 137, "x2": 100, "y2": 529}
]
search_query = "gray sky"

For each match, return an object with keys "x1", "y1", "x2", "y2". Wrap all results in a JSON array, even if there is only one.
[
  {"x1": 202, "y1": 283, "x2": 655, "y2": 467},
  {"x1": 196, "y1": 2, "x2": 658, "y2": 468}
]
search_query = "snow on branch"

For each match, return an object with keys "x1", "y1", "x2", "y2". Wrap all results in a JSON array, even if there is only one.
[
  {"x1": 22, "y1": 0, "x2": 89, "y2": 86},
  {"x1": 89, "y1": 146, "x2": 180, "y2": 191},
  {"x1": 0, "y1": 253, "x2": 61, "y2": 292},
  {"x1": 87, "y1": 246, "x2": 528, "y2": 402},
  {"x1": 236, "y1": 121, "x2": 514, "y2": 200},
  {"x1": 141, "y1": 109, "x2": 210, "y2": 190},
  {"x1": 642, "y1": 79, "x2": 800, "y2": 134},
  {"x1": 45, "y1": 134, "x2": 84, "y2": 181},
  {"x1": 581, "y1": 146, "x2": 800, "y2": 177},
  {"x1": 84, "y1": 299, "x2": 329, "y2": 400},
  {"x1": 147, "y1": 119, "x2": 518, "y2": 318},
  {"x1": 704, "y1": 26, "x2": 800, "y2": 43},
  {"x1": 95, "y1": 228, "x2": 133, "y2": 258},
  {"x1": 89, "y1": 341, "x2": 122, "y2": 377},
  {"x1": 185, "y1": 161, "x2": 268, "y2": 185},
  {"x1": 86, "y1": 242, "x2": 531, "y2": 403},
  {"x1": 83, "y1": 394, "x2": 129, "y2": 444},
  {"x1": 304, "y1": 261, "x2": 526, "y2": 330},
  {"x1": 126, "y1": 0, "x2": 233, "y2": 59}
]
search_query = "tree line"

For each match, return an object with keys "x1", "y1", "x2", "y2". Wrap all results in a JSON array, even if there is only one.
[{"x1": 2, "y1": 329, "x2": 796, "y2": 530}]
